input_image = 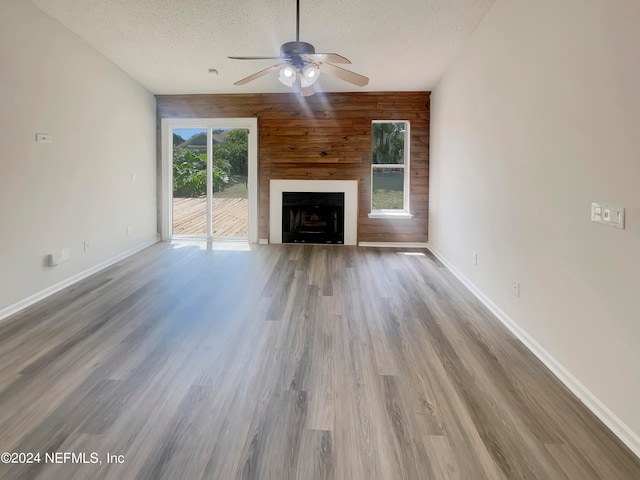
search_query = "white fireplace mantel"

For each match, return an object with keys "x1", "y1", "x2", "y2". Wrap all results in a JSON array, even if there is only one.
[{"x1": 269, "y1": 179, "x2": 358, "y2": 245}]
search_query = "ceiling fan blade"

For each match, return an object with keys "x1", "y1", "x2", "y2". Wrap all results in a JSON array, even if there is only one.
[
  {"x1": 318, "y1": 63, "x2": 369, "y2": 87},
  {"x1": 233, "y1": 64, "x2": 282, "y2": 85},
  {"x1": 228, "y1": 56, "x2": 282, "y2": 60},
  {"x1": 302, "y1": 53, "x2": 351, "y2": 64}
]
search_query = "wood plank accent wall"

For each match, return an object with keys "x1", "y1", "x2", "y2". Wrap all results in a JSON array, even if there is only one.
[{"x1": 156, "y1": 92, "x2": 430, "y2": 243}]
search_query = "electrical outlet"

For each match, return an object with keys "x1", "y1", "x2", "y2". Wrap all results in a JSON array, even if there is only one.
[
  {"x1": 48, "y1": 253, "x2": 61, "y2": 267},
  {"x1": 511, "y1": 281, "x2": 520, "y2": 297},
  {"x1": 472, "y1": 250, "x2": 478, "y2": 266},
  {"x1": 84, "y1": 241, "x2": 90, "y2": 252},
  {"x1": 61, "y1": 248, "x2": 71, "y2": 262}
]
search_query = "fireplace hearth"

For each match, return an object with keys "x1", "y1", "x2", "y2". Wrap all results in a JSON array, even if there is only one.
[{"x1": 282, "y1": 192, "x2": 344, "y2": 244}]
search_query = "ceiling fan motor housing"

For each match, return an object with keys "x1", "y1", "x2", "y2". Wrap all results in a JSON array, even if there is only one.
[
  {"x1": 281, "y1": 41, "x2": 316, "y2": 66},
  {"x1": 229, "y1": 0, "x2": 369, "y2": 93}
]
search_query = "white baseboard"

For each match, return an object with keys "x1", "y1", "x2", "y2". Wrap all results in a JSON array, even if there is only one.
[
  {"x1": 358, "y1": 242, "x2": 429, "y2": 248},
  {"x1": 0, "y1": 239, "x2": 158, "y2": 322},
  {"x1": 427, "y1": 243, "x2": 640, "y2": 460}
]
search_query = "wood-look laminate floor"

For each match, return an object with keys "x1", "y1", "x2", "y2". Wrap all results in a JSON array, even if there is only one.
[{"x1": 0, "y1": 243, "x2": 638, "y2": 480}]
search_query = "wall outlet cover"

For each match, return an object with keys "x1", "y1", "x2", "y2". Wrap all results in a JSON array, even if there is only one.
[
  {"x1": 511, "y1": 281, "x2": 520, "y2": 297},
  {"x1": 48, "y1": 253, "x2": 61, "y2": 267}
]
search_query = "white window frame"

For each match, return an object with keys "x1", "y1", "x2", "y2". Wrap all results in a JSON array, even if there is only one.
[{"x1": 368, "y1": 120, "x2": 413, "y2": 219}]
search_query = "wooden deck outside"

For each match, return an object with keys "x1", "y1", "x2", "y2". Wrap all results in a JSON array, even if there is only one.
[{"x1": 172, "y1": 197, "x2": 248, "y2": 237}]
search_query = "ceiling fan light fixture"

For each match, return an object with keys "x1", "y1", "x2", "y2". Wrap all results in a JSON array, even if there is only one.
[
  {"x1": 300, "y1": 64, "x2": 320, "y2": 87},
  {"x1": 278, "y1": 65, "x2": 297, "y2": 87},
  {"x1": 229, "y1": 0, "x2": 369, "y2": 94}
]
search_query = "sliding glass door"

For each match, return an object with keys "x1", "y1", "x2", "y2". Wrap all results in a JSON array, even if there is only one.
[
  {"x1": 162, "y1": 118, "x2": 258, "y2": 243},
  {"x1": 172, "y1": 128, "x2": 208, "y2": 235},
  {"x1": 211, "y1": 128, "x2": 249, "y2": 238}
]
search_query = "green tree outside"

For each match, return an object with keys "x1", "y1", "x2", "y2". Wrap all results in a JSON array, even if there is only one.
[
  {"x1": 372, "y1": 122, "x2": 405, "y2": 164},
  {"x1": 173, "y1": 129, "x2": 248, "y2": 198},
  {"x1": 214, "y1": 129, "x2": 248, "y2": 177},
  {"x1": 173, "y1": 148, "x2": 207, "y2": 197}
]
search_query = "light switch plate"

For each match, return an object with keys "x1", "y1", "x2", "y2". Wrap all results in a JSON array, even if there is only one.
[
  {"x1": 36, "y1": 133, "x2": 53, "y2": 143},
  {"x1": 591, "y1": 202, "x2": 624, "y2": 229}
]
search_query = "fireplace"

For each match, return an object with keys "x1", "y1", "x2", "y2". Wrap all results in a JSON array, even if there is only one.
[
  {"x1": 269, "y1": 180, "x2": 358, "y2": 245},
  {"x1": 282, "y1": 192, "x2": 344, "y2": 244}
]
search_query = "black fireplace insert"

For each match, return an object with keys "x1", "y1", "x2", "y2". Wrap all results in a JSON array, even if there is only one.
[{"x1": 282, "y1": 192, "x2": 344, "y2": 244}]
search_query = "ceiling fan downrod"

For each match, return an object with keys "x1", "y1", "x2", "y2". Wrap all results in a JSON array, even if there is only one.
[
  {"x1": 228, "y1": 0, "x2": 369, "y2": 91},
  {"x1": 296, "y1": 0, "x2": 300, "y2": 42},
  {"x1": 283, "y1": 1, "x2": 313, "y2": 67}
]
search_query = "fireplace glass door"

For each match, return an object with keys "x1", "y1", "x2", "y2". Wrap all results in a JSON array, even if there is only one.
[{"x1": 282, "y1": 192, "x2": 344, "y2": 244}]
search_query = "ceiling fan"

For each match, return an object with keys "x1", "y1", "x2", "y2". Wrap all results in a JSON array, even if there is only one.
[{"x1": 228, "y1": 0, "x2": 369, "y2": 96}]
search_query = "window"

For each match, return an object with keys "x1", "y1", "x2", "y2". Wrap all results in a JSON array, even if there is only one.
[{"x1": 369, "y1": 120, "x2": 411, "y2": 218}]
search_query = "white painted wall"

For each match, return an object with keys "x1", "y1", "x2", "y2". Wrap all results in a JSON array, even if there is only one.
[
  {"x1": 0, "y1": 0, "x2": 157, "y2": 313},
  {"x1": 430, "y1": 0, "x2": 640, "y2": 451}
]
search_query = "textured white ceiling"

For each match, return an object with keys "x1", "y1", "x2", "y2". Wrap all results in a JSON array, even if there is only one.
[{"x1": 28, "y1": 0, "x2": 495, "y2": 94}]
